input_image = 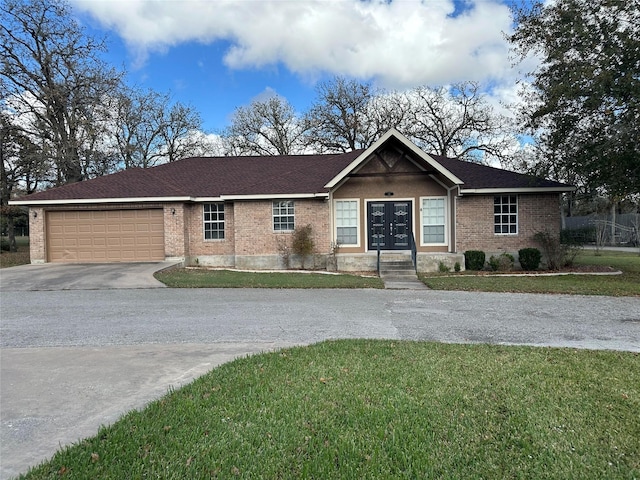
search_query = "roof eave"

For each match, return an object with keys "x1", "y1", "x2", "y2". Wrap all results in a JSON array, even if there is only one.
[
  {"x1": 200, "y1": 193, "x2": 329, "y2": 201},
  {"x1": 9, "y1": 196, "x2": 193, "y2": 206},
  {"x1": 10, "y1": 192, "x2": 331, "y2": 206},
  {"x1": 459, "y1": 186, "x2": 576, "y2": 195}
]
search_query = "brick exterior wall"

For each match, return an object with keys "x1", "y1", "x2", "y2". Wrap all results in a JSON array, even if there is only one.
[
  {"x1": 456, "y1": 193, "x2": 561, "y2": 254},
  {"x1": 28, "y1": 207, "x2": 46, "y2": 263},
  {"x1": 26, "y1": 192, "x2": 562, "y2": 270},
  {"x1": 233, "y1": 199, "x2": 330, "y2": 256},
  {"x1": 184, "y1": 202, "x2": 236, "y2": 257},
  {"x1": 163, "y1": 203, "x2": 187, "y2": 258}
]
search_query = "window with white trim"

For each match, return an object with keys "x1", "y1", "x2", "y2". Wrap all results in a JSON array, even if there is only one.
[
  {"x1": 203, "y1": 203, "x2": 225, "y2": 240},
  {"x1": 273, "y1": 200, "x2": 295, "y2": 231},
  {"x1": 335, "y1": 200, "x2": 358, "y2": 245},
  {"x1": 421, "y1": 197, "x2": 446, "y2": 244},
  {"x1": 494, "y1": 195, "x2": 518, "y2": 234}
]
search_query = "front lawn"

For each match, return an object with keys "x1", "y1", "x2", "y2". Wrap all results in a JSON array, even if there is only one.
[
  {"x1": 20, "y1": 340, "x2": 640, "y2": 479},
  {"x1": 0, "y1": 236, "x2": 30, "y2": 268},
  {"x1": 155, "y1": 268, "x2": 384, "y2": 289},
  {"x1": 422, "y1": 250, "x2": 640, "y2": 296}
]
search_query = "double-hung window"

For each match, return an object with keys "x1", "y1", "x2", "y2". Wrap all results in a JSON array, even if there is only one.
[
  {"x1": 494, "y1": 195, "x2": 518, "y2": 234},
  {"x1": 273, "y1": 200, "x2": 295, "y2": 231},
  {"x1": 335, "y1": 200, "x2": 358, "y2": 245},
  {"x1": 421, "y1": 197, "x2": 446, "y2": 244},
  {"x1": 204, "y1": 203, "x2": 225, "y2": 240}
]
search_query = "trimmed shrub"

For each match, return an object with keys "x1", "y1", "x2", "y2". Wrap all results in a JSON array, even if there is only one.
[
  {"x1": 464, "y1": 250, "x2": 485, "y2": 270},
  {"x1": 291, "y1": 224, "x2": 315, "y2": 269},
  {"x1": 518, "y1": 248, "x2": 542, "y2": 271},
  {"x1": 0, "y1": 237, "x2": 9, "y2": 252},
  {"x1": 534, "y1": 229, "x2": 582, "y2": 270},
  {"x1": 488, "y1": 253, "x2": 515, "y2": 272},
  {"x1": 438, "y1": 261, "x2": 450, "y2": 273},
  {"x1": 454, "y1": 262, "x2": 461, "y2": 272}
]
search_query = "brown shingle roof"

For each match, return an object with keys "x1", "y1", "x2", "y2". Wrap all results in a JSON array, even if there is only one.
[
  {"x1": 17, "y1": 150, "x2": 363, "y2": 202},
  {"x1": 14, "y1": 147, "x2": 570, "y2": 204},
  {"x1": 431, "y1": 155, "x2": 569, "y2": 190}
]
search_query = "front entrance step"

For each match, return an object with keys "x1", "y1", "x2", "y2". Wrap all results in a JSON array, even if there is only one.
[
  {"x1": 379, "y1": 255, "x2": 428, "y2": 290},
  {"x1": 379, "y1": 255, "x2": 415, "y2": 277}
]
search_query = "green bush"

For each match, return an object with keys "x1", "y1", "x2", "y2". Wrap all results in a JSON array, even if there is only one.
[
  {"x1": 464, "y1": 250, "x2": 485, "y2": 270},
  {"x1": 488, "y1": 253, "x2": 515, "y2": 272},
  {"x1": 438, "y1": 261, "x2": 451, "y2": 273},
  {"x1": 454, "y1": 261, "x2": 461, "y2": 272},
  {"x1": 518, "y1": 248, "x2": 542, "y2": 271},
  {"x1": 534, "y1": 230, "x2": 582, "y2": 270},
  {"x1": 291, "y1": 224, "x2": 315, "y2": 269},
  {"x1": 0, "y1": 237, "x2": 9, "y2": 252}
]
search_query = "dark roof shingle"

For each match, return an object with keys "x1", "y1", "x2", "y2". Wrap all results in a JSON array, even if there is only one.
[
  {"x1": 15, "y1": 147, "x2": 570, "y2": 203},
  {"x1": 432, "y1": 155, "x2": 569, "y2": 190}
]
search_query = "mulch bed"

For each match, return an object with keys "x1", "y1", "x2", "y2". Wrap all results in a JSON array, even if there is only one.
[{"x1": 469, "y1": 264, "x2": 618, "y2": 275}]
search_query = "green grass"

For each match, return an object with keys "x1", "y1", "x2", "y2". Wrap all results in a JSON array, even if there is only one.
[
  {"x1": 0, "y1": 236, "x2": 30, "y2": 268},
  {"x1": 422, "y1": 251, "x2": 640, "y2": 296},
  {"x1": 155, "y1": 268, "x2": 384, "y2": 289},
  {"x1": 20, "y1": 340, "x2": 640, "y2": 479}
]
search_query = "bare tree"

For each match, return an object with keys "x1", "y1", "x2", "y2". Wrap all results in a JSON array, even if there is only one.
[
  {"x1": 402, "y1": 82, "x2": 516, "y2": 164},
  {"x1": 364, "y1": 90, "x2": 412, "y2": 142},
  {"x1": 1, "y1": 0, "x2": 122, "y2": 185},
  {"x1": 161, "y1": 102, "x2": 205, "y2": 162},
  {"x1": 304, "y1": 76, "x2": 377, "y2": 153},
  {"x1": 109, "y1": 87, "x2": 205, "y2": 168},
  {"x1": 110, "y1": 88, "x2": 171, "y2": 169},
  {"x1": 0, "y1": 111, "x2": 41, "y2": 250},
  {"x1": 224, "y1": 96, "x2": 308, "y2": 156}
]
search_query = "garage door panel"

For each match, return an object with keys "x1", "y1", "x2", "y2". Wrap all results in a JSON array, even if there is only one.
[{"x1": 47, "y1": 209, "x2": 165, "y2": 263}]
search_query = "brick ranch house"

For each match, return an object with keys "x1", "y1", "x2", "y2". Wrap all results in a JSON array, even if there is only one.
[{"x1": 12, "y1": 129, "x2": 573, "y2": 272}]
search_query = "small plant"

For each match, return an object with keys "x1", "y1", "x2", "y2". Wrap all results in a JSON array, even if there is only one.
[
  {"x1": 438, "y1": 261, "x2": 451, "y2": 273},
  {"x1": 488, "y1": 253, "x2": 515, "y2": 272},
  {"x1": 327, "y1": 241, "x2": 340, "y2": 271},
  {"x1": 518, "y1": 248, "x2": 541, "y2": 271},
  {"x1": 275, "y1": 235, "x2": 291, "y2": 269},
  {"x1": 454, "y1": 261, "x2": 461, "y2": 272},
  {"x1": 534, "y1": 229, "x2": 582, "y2": 270},
  {"x1": 291, "y1": 224, "x2": 315, "y2": 269},
  {"x1": 464, "y1": 250, "x2": 485, "y2": 270},
  {"x1": 0, "y1": 237, "x2": 9, "y2": 252}
]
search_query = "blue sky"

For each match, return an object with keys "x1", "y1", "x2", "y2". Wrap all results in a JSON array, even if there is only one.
[{"x1": 71, "y1": 0, "x2": 526, "y2": 134}]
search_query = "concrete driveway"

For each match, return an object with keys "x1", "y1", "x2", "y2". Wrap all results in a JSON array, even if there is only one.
[
  {"x1": 1, "y1": 276, "x2": 639, "y2": 478},
  {"x1": 0, "y1": 262, "x2": 177, "y2": 291}
]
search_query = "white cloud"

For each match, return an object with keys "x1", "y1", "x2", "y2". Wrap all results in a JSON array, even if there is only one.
[{"x1": 72, "y1": 0, "x2": 516, "y2": 89}]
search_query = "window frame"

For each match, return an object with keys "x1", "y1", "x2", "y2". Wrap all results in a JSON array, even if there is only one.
[
  {"x1": 272, "y1": 200, "x2": 295, "y2": 232},
  {"x1": 334, "y1": 199, "x2": 360, "y2": 247},
  {"x1": 203, "y1": 203, "x2": 225, "y2": 240},
  {"x1": 494, "y1": 195, "x2": 518, "y2": 235},
  {"x1": 420, "y1": 196, "x2": 448, "y2": 246}
]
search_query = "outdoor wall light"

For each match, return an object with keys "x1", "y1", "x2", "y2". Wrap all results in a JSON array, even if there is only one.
[
  {"x1": 33, "y1": 211, "x2": 38, "y2": 218},
  {"x1": 171, "y1": 208, "x2": 176, "y2": 215},
  {"x1": 384, "y1": 191, "x2": 394, "y2": 196}
]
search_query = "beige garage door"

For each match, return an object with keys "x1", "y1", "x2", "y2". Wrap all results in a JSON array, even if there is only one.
[{"x1": 47, "y1": 210, "x2": 165, "y2": 263}]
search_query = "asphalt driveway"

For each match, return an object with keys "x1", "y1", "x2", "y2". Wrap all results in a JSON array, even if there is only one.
[
  {"x1": 1, "y1": 270, "x2": 639, "y2": 478},
  {"x1": 0, "y1": 262, "x2": 177, "y2": 291}
]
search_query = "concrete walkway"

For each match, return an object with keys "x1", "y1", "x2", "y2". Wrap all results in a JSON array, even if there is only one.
[{"x1": 381, "y1": 275, "x2": 429, "y2": 290}]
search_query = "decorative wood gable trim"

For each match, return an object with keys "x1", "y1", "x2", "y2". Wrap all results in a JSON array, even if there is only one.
[{"x1": 324, "y1": 128, "x2": 464, "y2": 189}]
